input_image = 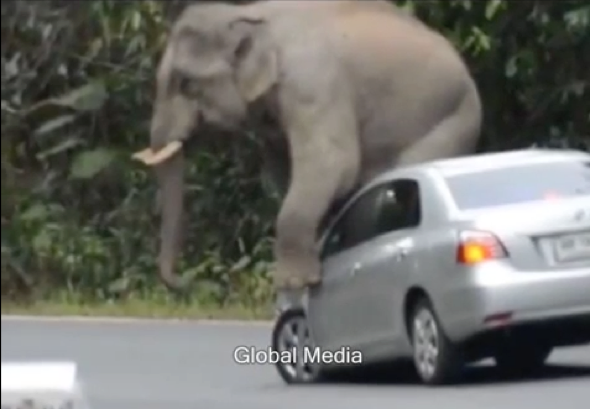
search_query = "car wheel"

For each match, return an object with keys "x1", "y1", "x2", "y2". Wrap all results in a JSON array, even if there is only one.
[
  {"x1": 410, "y1": 298, "x2": 463, "y2": 385},
  {"x1": 494, "y1": 343, "x2": 553, "y2": 375},
  {"x1": 271, "y1": 310, "x2": 324, "y2": 384}
]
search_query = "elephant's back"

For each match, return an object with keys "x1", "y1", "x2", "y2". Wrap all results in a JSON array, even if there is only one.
[
  {"x1": 253, "y1": 0, "x2": 396, "y2": 17},
  {"x1": 268, "y1": 3, "x2": 473, "y2": 103},
  {"x1": 330, "y1": 10, "x2": 467, "y2": 76},
  {"x1": 324, "y1": 10, "x2": 479, "y2": 160}
]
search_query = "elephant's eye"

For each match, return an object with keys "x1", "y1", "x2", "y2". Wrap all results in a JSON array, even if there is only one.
[{"x1": 178, "y1": 77, "x2": 202, "y2": 99}]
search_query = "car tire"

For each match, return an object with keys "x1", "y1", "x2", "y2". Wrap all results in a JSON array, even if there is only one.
[
  {"x1": 409, "y1": 297, "x2": 463, "y2": 385},
  {"x1": 494, "y1": 343, "x2": 553, "y2": 376},
  {"x1": 271, "y1": 310, "x2": 325, "y2": 384}
]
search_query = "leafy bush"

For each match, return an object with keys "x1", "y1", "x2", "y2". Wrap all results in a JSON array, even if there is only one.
[{"x1": 2, "y1": 0, "x2": 588, "y2": 307}]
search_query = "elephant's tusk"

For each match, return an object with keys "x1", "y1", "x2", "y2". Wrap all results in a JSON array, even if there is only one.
[
  {"x1": 148, "y1": 141, "x2": 183, "y2": 164},
  {"x1": 131, "y1": 141, "x2": 183, "y2": 166},
  {"x1": 132, "y1": 148, "x2": 155, "y2": 162}
]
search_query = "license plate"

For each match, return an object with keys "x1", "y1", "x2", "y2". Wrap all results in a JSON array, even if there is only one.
[{"x1": 553, "y1": 232, "x2": 590, "y2": 262}]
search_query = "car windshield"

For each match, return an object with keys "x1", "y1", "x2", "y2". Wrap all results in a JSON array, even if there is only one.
[{"x1": 444, "y1": 160, "x2": 590, "y2": 210}]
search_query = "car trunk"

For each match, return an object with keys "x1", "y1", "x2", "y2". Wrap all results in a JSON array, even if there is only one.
[{"x1": 461, "y1": 197, "x2": 590, "y2": 272}]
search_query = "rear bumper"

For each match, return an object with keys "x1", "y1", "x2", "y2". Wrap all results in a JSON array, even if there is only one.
[
  {"x1": 436, "y1": 262, "x2": 590, "y2": 343},
  {"x1": 463, "y1": 314, "x2": 590, "y2": 358}
]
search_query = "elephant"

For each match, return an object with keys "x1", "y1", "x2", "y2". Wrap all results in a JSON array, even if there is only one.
[{"x1": 133, "y1": 0, "x2": 483, "y2": 291}]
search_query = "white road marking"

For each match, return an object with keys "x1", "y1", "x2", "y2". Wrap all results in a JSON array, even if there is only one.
[{"x1": 1, "y1": 314, "x2": 272, "y2": 326}]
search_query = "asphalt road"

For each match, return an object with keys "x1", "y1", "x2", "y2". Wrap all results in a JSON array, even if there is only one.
[{"x1": 2, "y1": 316, "x2": 589, "y2": 409}]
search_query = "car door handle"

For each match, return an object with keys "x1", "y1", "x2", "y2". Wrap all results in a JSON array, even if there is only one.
[
  {"x1": 394, "y1": 246, "x2": 411, "y2": 260},
  {"x1": 349, "y1": 262, "x2": 362, "y2": 278}
]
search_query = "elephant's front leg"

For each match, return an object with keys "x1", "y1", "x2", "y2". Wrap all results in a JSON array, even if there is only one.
[{"x1": 273, "y1": 92, "x2": 360, "y2": 290}]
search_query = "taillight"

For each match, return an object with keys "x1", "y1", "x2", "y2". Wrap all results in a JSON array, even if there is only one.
[{"x1": 456, "y1": 230, "x2": 507, "y2": 264}]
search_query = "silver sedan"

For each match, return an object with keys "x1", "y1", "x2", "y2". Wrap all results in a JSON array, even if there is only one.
[{"x1": 271, "y1": 148, "x2": 590, "y2": 385}]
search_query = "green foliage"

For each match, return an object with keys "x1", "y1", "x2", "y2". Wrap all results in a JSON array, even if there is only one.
[
  {"x1": 402, "y1": 0, "x2": 589, "y2": 150},
  {"x1": 2, "y1": 0, "x2": 588, "y2": 307}
]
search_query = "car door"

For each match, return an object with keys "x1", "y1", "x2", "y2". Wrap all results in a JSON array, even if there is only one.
[
  {"x1": 349, "y1": 179, "x2": 423, "y2": 350},
  {"x1": 307, "y1": 187, "x2": 385, "y2": 351}
]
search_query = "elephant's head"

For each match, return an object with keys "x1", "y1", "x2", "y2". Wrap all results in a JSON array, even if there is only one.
[{"x1": 132, "y1": 4, "x2": 279, "y2": 290}]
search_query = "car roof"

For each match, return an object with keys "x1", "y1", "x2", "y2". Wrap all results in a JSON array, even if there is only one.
[
  {"x1": 322, "y1": 148, "x2": 588, "y2": 239},
  {"x1": 371, "y1": 148, "x2": 589, "y2": 183}
]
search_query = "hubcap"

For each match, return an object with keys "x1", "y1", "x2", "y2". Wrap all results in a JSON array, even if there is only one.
[
  {"x1": 412, "y1": 308, "x2": 440, "y2": 380},
  {"x1": 276, "y1": 315, "x2": 316, "y2": 381}
]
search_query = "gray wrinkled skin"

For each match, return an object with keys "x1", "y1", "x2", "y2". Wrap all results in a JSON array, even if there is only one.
[{"x1": 148, "y1": 0, "x2": 482, "y2": 291}]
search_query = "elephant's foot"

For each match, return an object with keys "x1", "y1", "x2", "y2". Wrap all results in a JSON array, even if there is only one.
[
  {"x1": 273, "y1": 275, "x2": 321, "y2": 290},
  {"x1": 272, "y1": 259, "x2": 322, "y2": 290}
]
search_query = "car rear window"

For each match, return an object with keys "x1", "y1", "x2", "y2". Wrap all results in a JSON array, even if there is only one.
[{"x1": 444, "y1": 160, "x2": 590, "y2": 210}]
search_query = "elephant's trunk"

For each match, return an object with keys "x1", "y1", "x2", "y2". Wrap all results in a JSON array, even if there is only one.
[
  {"x1": 136, "y1": 91, "x2": 198, "y2": 290},
  {"x1": 154, "y1": 149, "x2": 186, "y2": 290}
]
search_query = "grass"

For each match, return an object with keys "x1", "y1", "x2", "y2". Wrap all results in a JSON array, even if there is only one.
[{"x1": 1, "y1": 291, "x2": 274, "y2": 321}]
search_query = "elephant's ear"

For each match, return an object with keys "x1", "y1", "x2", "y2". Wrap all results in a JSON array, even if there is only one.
[{"x1": 228, "y1": 17, "x2": 278, "y2": 103}]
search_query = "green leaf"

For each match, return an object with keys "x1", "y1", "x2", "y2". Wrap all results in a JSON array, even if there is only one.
[
  {"x1": 229, "y1": 255, "x2": 251, "y2": 273},
  {"x1": 485, "y1": 0, "x2": 504, "y2": 20},
  {"x1": 471, "y1": 26, "x2": 491, "y2": 51},
  {"x1": 181, "y1": 263, "x2": 209, "y2": 282},
  {"x1": 69, "y1": 148, "x2": 116, "y2": 179},
  {"x1": 20, "y1": 204, "x2": 64, "y2": 222},
  {"x1": 20, "y1": 204, "x2": 50, "y2": 222},
  {"x1": 32, "y1": 230, "x2": 53, "y2": 253},
  {"x1": 505, "y1": 56, "x2": 518, "y2": 78},
  {"x1": 457, "y1": 0, "x2": 471, "y2": 11},
  {"x1": 564, "y1": 6, "x2": 590, "y2": 29},
  {"x1": 36, "y1": 136, "x2": 83, "y2": 160},
  {"x1": 108, "y1": 277, "x2": 131, "y2": 293},
  {"x1": 51, "y1": 82, "x2": 108, "y2": 112},
  {"x1": 34, "y1": 115, "x2": 76, "y2": 137},
  {"x1": 194, "y1": 279, "x2": 225, "y2": 301}
]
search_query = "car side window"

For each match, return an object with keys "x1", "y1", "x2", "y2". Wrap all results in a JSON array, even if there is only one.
[
  {"x1": 321, "y1": 187, "x2": 383, "y2": 258},
  {"x1": 374, "y1": 179, "x2": 422, "y2": 235},
  {"x1": 321, "y1": 178, "x2": 422, "y2": 258}
]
